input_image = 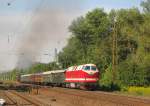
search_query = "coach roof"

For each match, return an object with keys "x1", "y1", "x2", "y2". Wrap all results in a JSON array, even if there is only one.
[
  {"x1": 43, "y1": 70, "x2": 65, "y2": 75},
  {"x1": 21, "y1": 74, "x2": 32, "y2": 77}
]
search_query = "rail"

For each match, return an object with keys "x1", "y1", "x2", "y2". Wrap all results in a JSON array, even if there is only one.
[
  {"x1": 43, "y1": 87, "x2": 150, "y2": 106},
  {"x1": 3, "y1": 91, "x2": 17, "y2": 105},
  {"x1": 9, "y1": 91, "x2": 42, "y2": 106}
]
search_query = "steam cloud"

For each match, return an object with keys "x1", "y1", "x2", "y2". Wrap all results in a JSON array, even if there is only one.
[
  {"x1": 16, "y1": 8, "x2": 81, "y2": 69},
  {"x1": 0, "y1": 0, "x2": 86, "y2": 70}
]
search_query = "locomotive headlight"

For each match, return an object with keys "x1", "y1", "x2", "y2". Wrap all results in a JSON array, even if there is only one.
[{"x1": 89, "y1": 71, "x2": 94, "y2": 75}]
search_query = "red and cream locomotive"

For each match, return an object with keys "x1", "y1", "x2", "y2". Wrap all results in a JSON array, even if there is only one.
[
  {"x1": 65, "y1": 64, "x2": 99, "y2": 89},
  {"x1": 20, "y1": 64, "x2": 100, "y2": 89}
]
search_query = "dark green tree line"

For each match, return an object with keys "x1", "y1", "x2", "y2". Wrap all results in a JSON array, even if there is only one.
[{"x1": 58, "y1": 2, "x2": 150, "y2": 87}]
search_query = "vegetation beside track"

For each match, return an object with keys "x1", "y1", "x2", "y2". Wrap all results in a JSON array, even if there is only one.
[{"x1": 126, "y1": 87, "x2": 150, "y2": 97}]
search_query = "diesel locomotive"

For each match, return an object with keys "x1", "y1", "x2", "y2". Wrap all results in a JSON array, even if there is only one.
[{"x1": 20, "y1": 64, "x2": 100, "y2": 89}]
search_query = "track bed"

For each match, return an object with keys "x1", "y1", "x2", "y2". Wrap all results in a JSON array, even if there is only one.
[{"x1": 0, "y1": 87, "x2": 150, "y2": 106}]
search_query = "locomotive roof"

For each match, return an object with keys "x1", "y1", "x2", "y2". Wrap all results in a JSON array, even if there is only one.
[
  {"x1": 66, "y1": 64, "x2": 97, "y2": 71},
  {"x1": 67, "y1": 64, "x2": 96, "y2": 67},
  {"x1": 83, "y1": 64, "x2": 96, "y2": 66},
  {"x1": 67, "y1": 64, "x2": 96, "y2": 69}
]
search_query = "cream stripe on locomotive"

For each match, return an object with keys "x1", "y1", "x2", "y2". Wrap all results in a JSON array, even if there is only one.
[{"x1": 65, "y1": 78, "x2": 98, "y2": 81}]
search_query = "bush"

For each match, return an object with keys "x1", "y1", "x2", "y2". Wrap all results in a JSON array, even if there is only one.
[
  {"x1": 120, "y1": 86, "x2": 128, "y2": 92},
  {"x1": 99, "y1": 65, "x2": 120, "y2": 91},
  {"x1": 128, "y1": 86, "x2": 150, "y2": 96}
]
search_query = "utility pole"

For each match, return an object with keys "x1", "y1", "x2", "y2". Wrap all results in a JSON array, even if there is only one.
[
  {"x1": 8, "y1": 35, "x2": 11, "y2": 43},
  {"x1": 112, "y1": 17, "x2": 117, "y2": 85},
  {"x1": 54, "y1": 48, "x2": 58, "y2": 63},
  {"x1": 54, "y1": 48, "x2": 58, "y2": 68}
]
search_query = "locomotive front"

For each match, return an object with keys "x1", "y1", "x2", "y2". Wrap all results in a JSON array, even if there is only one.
[{"x1": 65, "y1": 64, "x2": 99, "y2": 89}]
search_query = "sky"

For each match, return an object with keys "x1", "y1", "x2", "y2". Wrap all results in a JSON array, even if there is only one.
[{"x1": 0, "y1": 0, "x2": 143, "y2": 71}]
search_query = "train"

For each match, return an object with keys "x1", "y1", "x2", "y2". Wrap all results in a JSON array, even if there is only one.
[{"x1": 20, "y1": 64, "x2": 99, "y2": 89}]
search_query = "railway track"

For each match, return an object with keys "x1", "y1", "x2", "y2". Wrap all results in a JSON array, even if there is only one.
[
  {"x1": 0, "y1": 90, "x2": 46, "y2": 106},
  {"x1": 1, "y1": 91, "x2": 17, "y2": 105},
  {"x1": 42, "y1": 87, "x2": 150, "y2": 106},
  {"x1": 1, "y1": 83, "x2": 150, "y2": 106},
  {"x1": 9, "y1": 91, "x2": 42, "y2": 106}
]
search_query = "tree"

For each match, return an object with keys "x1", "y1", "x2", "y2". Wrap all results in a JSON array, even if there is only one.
[{"x1": 141, "y1": 0, "x2": 150, "y2": 13}]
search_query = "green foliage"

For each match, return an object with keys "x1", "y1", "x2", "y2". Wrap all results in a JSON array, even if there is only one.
[
  {"x1": 118, "y1": 58, "x2": 147, "y2": 86},
  {"x1": 141, "y1": 0, "x2": 150, "y2": 13},
  {"x1": 100, "y1": 65, "x2": 120, "y2": 91},
  {"x1": 128, "y1": 87, "x2": 150, "y2": 96},
  {"x1": 100, "y1": 65, "x2": 113, "y2": 88},
  {"x1": 25, "y1": 62, "x2": 61, "y2": 74},
  {"x1": 59, "y1": 8, "x2": 112, "y2": 72},
  {"x1": 58, "y1": 6, "x2": 150, "y2": 88},
  {"x1": 0, "y1": 62, "x2": 60, "y2": 81}
]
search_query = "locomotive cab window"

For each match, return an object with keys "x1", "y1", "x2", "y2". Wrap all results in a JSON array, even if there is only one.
[
  {"x1": 84, "y1": 66, "x2": 90, "y2": 70},
  {"x1": 91, "y1": 66, "x2": 97, "y2": 71},
  {"x1": 84, "y1": 65, "x2": 97, "y2": 71}
]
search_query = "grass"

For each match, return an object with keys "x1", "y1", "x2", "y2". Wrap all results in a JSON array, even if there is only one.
[{"x1": 126, "y1": 86, "x2": 150, "y2": 97}]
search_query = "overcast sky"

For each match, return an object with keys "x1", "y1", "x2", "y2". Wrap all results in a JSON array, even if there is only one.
[{"x1": 0, "y1": 0, "x2": 142, "y2": 71}]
